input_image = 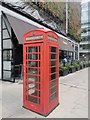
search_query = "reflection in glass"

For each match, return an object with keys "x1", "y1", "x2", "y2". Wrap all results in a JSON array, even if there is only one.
[
  {"x1": 50, "y1": 93, "x2": 56, "y2": 102},
  {"x1": 28, "y1": 54, "x2": 38, "y2": 60},
  {"x1": 27, "y1": 61, "x2": 40, "y2": 67},
  {"x1": 51, "y1": 61, "x2": 56, "y2": 66},
  {"x1": 51, "y1": 74, "x2": 56, "y2": 80},
  {"x1": 50, "y1": 86, "x2": 56, "y2": 94},
  {"x1": 28, "y1": 83, "x2": 35, "y2": 88},
  {"x1": 50, "y1": 80, "x2": 56, "y2": 87},
  {"x1": 51, "y1": 54, "x2": 56, "y2": 59},
  {"x1": 50, "y1": 47, "x2": 56, "y2": 52},
  {"x1": 28, "y1": 95, "x2": 40, "y2": 104},
  {"x1": 3, "y1": 50, "x2": 12, "y2": 60},
  {"x1": 28, "y1": 82, "x2": 40, "y2": 90},
  {"x1": 28, "y1": 68, "x2": 39, "y2": 74},
  {"x1": 28, "y1": 47, "x2": 40, "y2": 52},
  {"x1": 28, "y1": 89, "x2": 40, "y2": 97},
  {"x1": 51, "y1": 67, "x2": 56, "y2": 73},
  {"x1": 28, "y1": 75, "x2": 40, "y2": 82}
]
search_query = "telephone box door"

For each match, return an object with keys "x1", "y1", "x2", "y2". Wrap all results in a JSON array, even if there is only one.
[
  {"x1": 47, "y1": 42, "x2": 59, "y2": 112},
  {"x1": 23, "y1": 43, "x2": 43, "y2": 113}
]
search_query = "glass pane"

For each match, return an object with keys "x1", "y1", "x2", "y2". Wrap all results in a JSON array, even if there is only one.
[
  {"x1": 50, "y1": 86, "x2": 56, "y2": 94},
  {"x1": 28, "y1": 54, "x2": 38, "y2": 60},
  {"x1": 3, "y1": 39, "x2": 12, "y2": 49},
  {"x1": 27, "y1": 61, "x2": 40, "y2": 67},
  {"x1": 51, "y1": 74, "x2": 56, "y2": 80},
  {"x1": 50, "y1": 47, "x2": 56, "y2": 52},
  {"x1": 50, "y1": 93, "x2": 56, "y2": 101},
  {"x1": 28, "y1": 47, "x2": 39, "y2": 52},
  {"x1": 3, "y1": 50, "x2": 12, "y2": 60},
  {"x1": 51, "y1": 54, "x2": 56, "y2": 59},
  {"x1": 3, "y1": 29, "x2": 10, "y2": 39},
  {"x1": 3, "y1": 20, "x2": 6, "y2": 29},
  {"x1": 3, "y1": 71, "x2": 11, "y2": 80},
  {"x1": 28, "y1": 82, "x2": 40, "y2": 90},
  {"x1": 28, "y1": 68, "x2": 39, "y2": 74},
  {"x1": 27, "y1": 75, "x2": 40, "y2": 82},
  {"x1": 50, "y1": 80, "x2": 56, "y2": 87},
  {"x1": 51, "y1": 61, "x2": 56, "y2": 66},
  {"x1": 51, "y1": 67, "x2": 56, "y2": 73},
  {"x1": 3, "y1": 61, "x2": 11, "y2": 70},
  {"x1": 28, "y1": 95, "x2": 40, "y2": 104},
  {"x1": 28, "y1": 89, "x2": 40, "y2": 97}
]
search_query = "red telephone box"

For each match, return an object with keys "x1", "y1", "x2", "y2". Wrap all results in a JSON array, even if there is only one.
[{"x1": 23, "y1": 28, "x2": 59, "y2": 116}]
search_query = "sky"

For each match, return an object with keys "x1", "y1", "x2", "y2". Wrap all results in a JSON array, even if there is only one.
[{"x1": 82, "y1": 0, "x2": 90, "y2": 3}]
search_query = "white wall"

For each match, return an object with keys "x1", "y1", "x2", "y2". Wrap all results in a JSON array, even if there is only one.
[{"x1": 0, "y1": 8, "x2": 2, "y2": 79}]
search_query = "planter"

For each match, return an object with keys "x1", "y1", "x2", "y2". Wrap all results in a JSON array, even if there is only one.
[
  {"x1": 89, "y1": 63, "x2": 90, "y2": 67},
  {"x1": 59, "y1": 66, "x2": 69, "y2": 76},
  {"x1": 59, "y1": 69, "x2": 69, "y2": 76},
  {"x1": 69, "y1": 67, "x2": 76, "y2": 73},
  {"x1": 76, "y1": 66, "x2": 80, "y2": 71},
  {"x1": 80, "y1": 65, "x2": 83, "y2": 69},
  {"x1": 83, "y1": 64, "x2": 86, "y2": 68},
  {"x1": 86, "y1": 64, "x2": 89, "y2": 67}
]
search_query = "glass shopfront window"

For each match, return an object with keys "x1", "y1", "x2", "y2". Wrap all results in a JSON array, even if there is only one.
[{"x1": 81, "y1": 3, "x2": 88, "y2": 11}]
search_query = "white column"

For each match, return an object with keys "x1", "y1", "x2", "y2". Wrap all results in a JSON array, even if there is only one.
[
  {"x1": 74, "y1": 44, "x2": 75, "y2": 60},
  {"x1": 78, "y1": 43, "x2": 80, "y2": 60},
  {"x1": 0, "y1": 6, "x2": 2, "y2": 80}
]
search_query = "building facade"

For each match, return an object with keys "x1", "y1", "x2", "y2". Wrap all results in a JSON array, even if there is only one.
[
  {"x1": 80, "y1": 1, "x2": 90, "y2": 60},
  {"x1": 0, "y1": 2, "x2": 79, "y2": 81}
]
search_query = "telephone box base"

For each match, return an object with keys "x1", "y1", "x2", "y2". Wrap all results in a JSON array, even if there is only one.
[{"x1": 23, "y1": 103, "x2": 59, "y2": 117}]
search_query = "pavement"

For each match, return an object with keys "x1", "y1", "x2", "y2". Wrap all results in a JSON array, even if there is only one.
[{"x1": 0, "y1": 68, "x2": 89, "y2": 118}]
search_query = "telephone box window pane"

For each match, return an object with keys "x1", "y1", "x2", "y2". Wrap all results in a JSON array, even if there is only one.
[
  {"x1": 51, "y1": 61, "x2": 56, "y2": 66},
  {"x1": 50, "y1": 86, "x2": 56, "y2": 94},
  {"x1": 28, "y1": 47, "x2": 38, "y2": 52},
  {"x1": 28, "y1": 75, "x2": 40, "y2": 82},
  {"x1": 28, "y1": 95, "x2": 40, "y2": 104},
  {"x1": 28, "y1": 68, "x2": 39, "y2": 74},
  {"x1": 28, "y1": 82, "x2": 40, "y2": 90},
  {"x1": 51, "y1": 54, "x2": 56, "y2": 59},
  {"x1": 28, "y1": 82, "x2": 35, "y2": 88},
  {"x1": 50, "y1": 47, "x2": 56, "y2": 52},
  {"x1": 28, "y1": 89, "x2": 40, "y2": 97},
  {"x1": 28, "y1": 54, "x2": 38, "y2": 60},
  {"x1": 50, "y1": 93, "x2": 57, "y2": 102},
  {"x1": 50, "y1": 80, "x2": 56, "y2": 87},
  {"x1": 51, "y1": 74, "x2": 56, "y2": 80},
  {"x1": 51, "y1": 67, "x2": 56, "y2": 73},
  {"x1": 27, "y1": 61, "x2": 40, "y2": 67}
]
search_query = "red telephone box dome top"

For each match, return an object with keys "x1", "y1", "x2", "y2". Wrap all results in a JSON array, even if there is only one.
[{"x1": 24, "y1": 28, "x2": 59, "y2": 43}]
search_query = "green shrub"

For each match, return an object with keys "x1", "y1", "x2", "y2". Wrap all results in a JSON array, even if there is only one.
[
  {"x1": 72, "y1": 63, "x2": 80, "y2": 68},
  {"x1": 69, "y1": 65, "x2": 75, "y2": 69},
  {"x1": 60, "y1": 66, "x2": 69, "y2": 71}
]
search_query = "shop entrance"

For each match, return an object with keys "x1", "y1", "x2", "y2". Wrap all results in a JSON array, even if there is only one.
[{"x1": 1, "y1": 13, "x2": 23, "y2": 82}]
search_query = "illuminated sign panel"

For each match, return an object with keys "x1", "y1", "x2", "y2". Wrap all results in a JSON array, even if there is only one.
[
  {"x1": 48, "y1": 36, "x2": 58, "y2": 41},
  {"x1": 26, "y1": 35, "x2": 43, "y2": 41}
]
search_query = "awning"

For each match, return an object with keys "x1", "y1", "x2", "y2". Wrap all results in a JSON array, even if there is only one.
[
  {"x1": 6, "y1": 14, "x2": 74, "y2": 52},
  {"x1": 58, "y1": 37, "x2": 74, "y2": 52},
  {"x1": 6, "y1": 14, "x2": 38, "y2": 44}
]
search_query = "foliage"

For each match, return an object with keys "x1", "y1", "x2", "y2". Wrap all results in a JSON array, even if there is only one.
[
  {"x1": 59, "y1": 66, "x2": 69, "y2": 71},
  {"x1": 24, "y1": 1, "x2": 81, "y2": 42}
]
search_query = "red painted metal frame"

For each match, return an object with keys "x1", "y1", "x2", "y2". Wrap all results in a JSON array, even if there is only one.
[{"x1": 23, "y1": 29, "x2": 59, "y2": 116}]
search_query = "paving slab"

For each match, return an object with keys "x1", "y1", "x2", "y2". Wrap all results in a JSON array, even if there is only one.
[{"x1": 0, "y1": 68, "x2": 89, "y2": 118}]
